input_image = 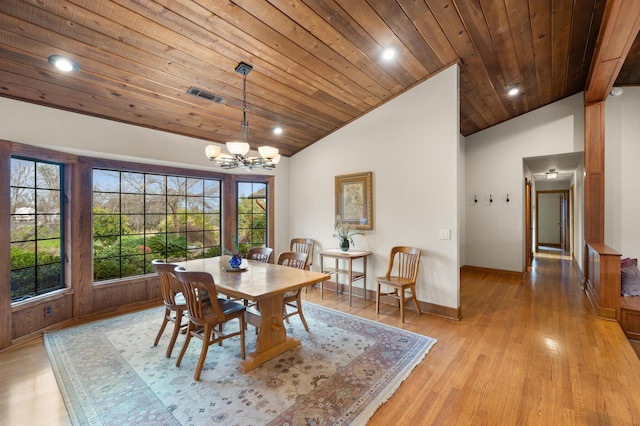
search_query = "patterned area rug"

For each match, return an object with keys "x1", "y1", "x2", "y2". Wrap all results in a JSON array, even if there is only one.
[{"x1": 44, "y1": 302, "x2": 436, "y2": 425}]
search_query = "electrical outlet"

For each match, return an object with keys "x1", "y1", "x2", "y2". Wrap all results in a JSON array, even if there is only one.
[{"x1": 45, "y1": 305, "x2": 52, "y2": 316}]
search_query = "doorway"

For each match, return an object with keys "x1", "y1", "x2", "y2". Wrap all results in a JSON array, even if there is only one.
[{"x1": 536, "y1": 190, "x2": 571, "y2": 258}]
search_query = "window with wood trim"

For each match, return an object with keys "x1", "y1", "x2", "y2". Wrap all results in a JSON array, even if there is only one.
[
  {"x1": 237, "y1": 181, "x2": 269, "y2": 253},
  {"x1": 92, "y1": 169, "x2": 222, "y2": 281},
  {"x1": 10, "y1": 157, "x2": 65, "y2": 303}
]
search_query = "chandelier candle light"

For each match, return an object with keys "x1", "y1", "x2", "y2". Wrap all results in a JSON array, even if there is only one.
[{"x1": 205, "y1": 62, "x2": 280, "y2": 170}]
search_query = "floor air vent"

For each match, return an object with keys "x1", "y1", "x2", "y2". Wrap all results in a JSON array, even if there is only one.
[{"x1": 186, "y1": 87, "x2": 224, "y2": 103}]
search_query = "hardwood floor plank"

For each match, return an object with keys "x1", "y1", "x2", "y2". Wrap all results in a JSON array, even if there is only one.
[
  {"x1": 0, "y1": 338, "x2": 71, "y2": 425},
  {"x1": 1, "y1": 255, "x2": 639, "y2": 424}
]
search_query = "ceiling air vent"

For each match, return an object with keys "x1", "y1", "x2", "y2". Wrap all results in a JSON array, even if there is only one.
[{"x1": 186, "y1": 87, "x2": 224, "y2": 103}]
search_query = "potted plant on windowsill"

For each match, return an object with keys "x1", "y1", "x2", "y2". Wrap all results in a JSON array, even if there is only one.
[{"x1": 333, "y1": 215, "x2": 363, "y2": 252}]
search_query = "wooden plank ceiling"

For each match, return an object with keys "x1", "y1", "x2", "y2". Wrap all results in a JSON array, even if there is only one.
[{"x1": 0, "y1": 0, "x2": 636, "y2": 158}]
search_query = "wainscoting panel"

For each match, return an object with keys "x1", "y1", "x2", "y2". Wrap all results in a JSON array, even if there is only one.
[{"x1": 11, "y1": 292, "x2": 74, "y2": 340}]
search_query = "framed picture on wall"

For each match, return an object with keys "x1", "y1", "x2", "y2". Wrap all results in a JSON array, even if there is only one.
[{"x1": 335, "y1": 171, "x2": 373, "y2": 230}]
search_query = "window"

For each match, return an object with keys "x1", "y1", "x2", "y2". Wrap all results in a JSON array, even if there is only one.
[
  {"x1": 10, "y1": 157, "x2": 64, "y2": 302},
  {"x1": 237, "y1": 181, "x2": 268, "y2": 253},
  {"x1": 92, "y1": 169, "x2": 221, "y2": 281}
]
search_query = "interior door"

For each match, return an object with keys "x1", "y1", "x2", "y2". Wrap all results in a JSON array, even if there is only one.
[
  {"x1": 525, "y1": 178, "x2": 533, "y2": 271},
  {"x1": 560, "y1": 190, "x2": 570, "y2": 252},
  {"x1": 537, "y1": 191, "x2": 562, "y2": 249}
]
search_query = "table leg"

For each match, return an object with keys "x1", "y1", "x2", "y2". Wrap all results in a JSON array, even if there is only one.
[
  {"x1": 348, "y1": 258, "x2": 353, "y2": 306},
  {"x1": 238, "y1": 294, "x2": 300, "y2": 373},
  {"x1": 363, "y1": 255, "x2": 367, "y2": 301},
  {"x1": 320, "y1": 254, "x2": 324, "y2": 299},
  {"x1": 335, "y1": 258, "x2": 340, "y2": 294}
]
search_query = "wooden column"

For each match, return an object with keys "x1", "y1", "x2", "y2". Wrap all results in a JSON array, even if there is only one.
[
  {"x1": 0, "y1": 142, "x2": 12, "y2": 350},
  {"x1": 72, "y1": 158, "x2": 95, "y2": 317},
  {"x1": 584, "y1": 102, "x2": 605, "y2": 244},
  {"x1": 581, "y1": 0, "x2": 640, "y2": 320}
]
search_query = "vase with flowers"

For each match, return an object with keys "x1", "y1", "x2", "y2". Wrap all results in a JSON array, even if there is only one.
[
  {"x1": 333, "y1": 215, "x2": 363, "y2": 252},
  {"x1": 224, "y1": 235, "x2": 242, "y2": 268}
]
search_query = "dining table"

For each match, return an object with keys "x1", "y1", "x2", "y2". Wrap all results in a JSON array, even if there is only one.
[{"x1": 176, "y1": 256, "x2": 330, "y2": 373}]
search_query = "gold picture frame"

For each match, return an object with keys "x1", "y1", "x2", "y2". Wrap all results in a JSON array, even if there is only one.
[{"x1": 335, "y1": 171, "x2": 373, "y2": 230}]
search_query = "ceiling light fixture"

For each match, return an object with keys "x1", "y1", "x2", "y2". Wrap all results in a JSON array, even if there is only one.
[
  {"x1": 508, "y1": 87, "x2": 520, "y2": 96},
  {"x1": 610, "y1": 87, "x2": 623, "y2": 97},
  {"x1": 273, "y1": 126, "x2": 283, "y2": 135},
  {"x1": 205, "y1": 62, "x2": 280, "y2": 170},
  {"x1": 381, "y1": 47, "x2": 396, "y2": 61},
  {"x1": 48, "y1": 55, "x2": 80, "y2": 72},
  {"x1": 546, "y1": 169, "x2": 558, "y2": 180}
]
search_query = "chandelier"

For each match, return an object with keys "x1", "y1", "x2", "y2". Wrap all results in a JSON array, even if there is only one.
[{"x1": 205, "y1": 62, "x2": 280, "y2": 170}]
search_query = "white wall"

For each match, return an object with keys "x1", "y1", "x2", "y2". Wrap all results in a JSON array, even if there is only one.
[
  {"x1": 0, "y1": 97, "x2": 292, "y2": 254},
  {"x1": 605, "y1": 87, "x2": 640, "y2": 259},
  {"x1": 465, "y1": 93, "x2": 585, "y2": 272},
  {"x1": 289, "y1": 65, "x2": 461, "y2": 310}
]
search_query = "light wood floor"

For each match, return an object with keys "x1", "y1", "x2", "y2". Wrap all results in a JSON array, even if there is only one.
[{"x1": 2, "y1": 255, "x2": 640, "y2": 425}]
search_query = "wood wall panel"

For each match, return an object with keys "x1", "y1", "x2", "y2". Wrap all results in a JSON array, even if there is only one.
[
  {"x1": 584, "y1": 242, "x2": 621, "y2": 320},
  {"x1": 91, "y1": 277, "x2": 161, "y2": 314},
  {"x1": 11, "y1": 293, "x2": 74, "y2": 340},
  {"x1": 584, "y1": 102, "x2": 605, "y2": 244},
  {"x1": 620, "y1": 297, "x2": 640, "y2": 339}
]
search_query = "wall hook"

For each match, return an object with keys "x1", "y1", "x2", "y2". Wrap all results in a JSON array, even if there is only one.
[
  {"x1": 506, "y1": 194, "x2": 510, "y2": 204},
  {"x1": 473, "y1": 194, "x2": 478, "y2": 204},
  {"x1": 489, "y1": 194, "x2": 493, "y2": 204}
]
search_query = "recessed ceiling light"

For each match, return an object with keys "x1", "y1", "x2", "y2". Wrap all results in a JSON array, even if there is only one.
[
  {"x1": 507, "y1": 87, "x2": 520, "y2": 96},
  {"x1": 381, "y1": 47, "x2": 396, "y2": 61},
  {"x1": 273, "y1": 126, "x2": 283, "y2": 135},
  {"x1": 48, "y1": 55, "x2": 80, "y2": 72}
]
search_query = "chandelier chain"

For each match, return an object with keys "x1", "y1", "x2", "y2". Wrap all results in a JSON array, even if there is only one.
[{"x1": 241, "y1": 71, "x2": 248, "y2": 142}]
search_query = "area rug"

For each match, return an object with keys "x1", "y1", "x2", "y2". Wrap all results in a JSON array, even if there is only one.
[{"x1": 44, "y1": 302, "x2": 436, "y2": 425}]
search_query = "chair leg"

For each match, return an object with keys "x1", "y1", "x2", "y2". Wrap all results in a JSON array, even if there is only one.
[
  {"x1": 400, "y1": 288, "x2": 406, "y2": 323},
  {"x1": 166, "y1": 309, "x2": 183, "y2": 358},
  {"x1": 376, "y1": 282, "x2": 381, "y2": 314},
  {"x1": 154, "y1": 308, "x2": 170, "y2": 347},
  {"x1": 194, "y1": 324, "x2": 212, "y2": 381},
  {"x1": 296, "y1": 296, "x2": 310, "y2": 332},
  {"x1": 176, "y1": 322, "x2": 193, "y2": 367},
  {"x1": 410, "y1": 285, "x2": 422, "y2": 316}
]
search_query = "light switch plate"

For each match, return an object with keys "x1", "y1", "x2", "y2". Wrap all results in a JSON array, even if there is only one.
[{"x1": 439, "y1": 229, "x2": 451, "y2": 240}]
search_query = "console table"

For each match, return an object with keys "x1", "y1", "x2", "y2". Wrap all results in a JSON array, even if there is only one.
[{"x1": 318, "y1": 249, "x2": 372, "y2": 306}]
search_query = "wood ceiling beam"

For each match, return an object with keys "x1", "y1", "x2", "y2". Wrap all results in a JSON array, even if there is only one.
[
  {"x1": 584, "y1": 0, "x2": 640, "y2": 247},
  {"x1": 584, "y1": 0, "x2": 640, "y2": 104}
]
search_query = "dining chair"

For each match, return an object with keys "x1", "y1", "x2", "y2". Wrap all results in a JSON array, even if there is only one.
[
  {"x1": 290, "y1": 238, "x2": 314, "y2": 270},
  {"x1": 376, "y1": 246, "x2": 422, "y2": 323},
  {"x1": 247, "y1": 246, "x2": 273, "y2": 263},
  {"x1": 278, "y1": 251, "x2": 310, "y2": 331},
  {"x1": 241, "y1": 247, "x2": 274, "y2": 310},
  {"x1": 290, "y1": 238, "x2": 315, "y2": 294},
  {"x1": 173, "y1": 266, "x2": 246, "y2": 381},
  {"x1": 151, "y1": 259, "x2": 187, "y2": 358}
]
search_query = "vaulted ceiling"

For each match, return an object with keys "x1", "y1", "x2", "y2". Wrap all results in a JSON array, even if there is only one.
[{"x1": 0, "y1": 1, "x2": 638, "y2": 158}]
